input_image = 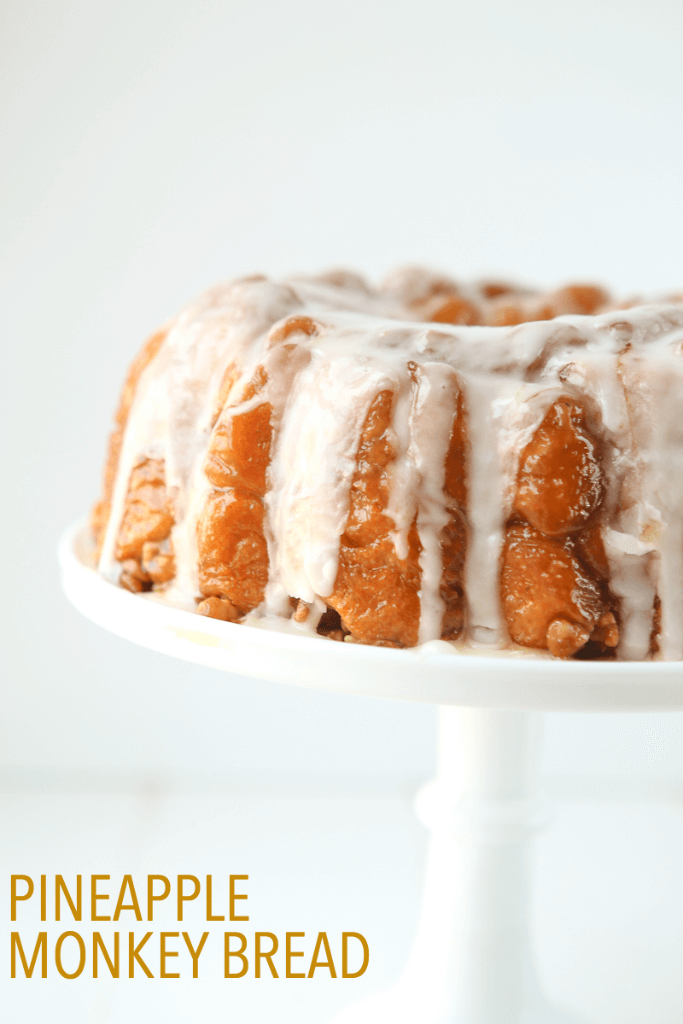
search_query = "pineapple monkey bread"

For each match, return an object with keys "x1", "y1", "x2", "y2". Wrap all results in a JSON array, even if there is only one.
[{"x1": 92, "y1": 268, "x2": 683, "y2": 661}]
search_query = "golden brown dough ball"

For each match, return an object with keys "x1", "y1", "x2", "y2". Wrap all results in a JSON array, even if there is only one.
[
  {"x1": 197, "y1": 490, "x2": 269, "y2": 615},
  {"x1": 115, "y1": 458, "x2": 174, "y2": 563},
  {"x1": 198, "y1": 364, "x2": 274, "y2": 618},
  {"x1": 328, "y1": 390, "x2": 421, "y2": 647},
  {"x1": 501, "y1": 522, "x2": 617, "y2": 658},
  {"x1": 514, "y1": 398, "x2": 603, "y2": 537},
  {"x1": 92, "y1": 328, "x2": 168, "y2": 552},
  {"x1": 429, "y1": 295, "x2": 482, "y2": 326},
  {"x1": 547, "y1": 284, "x2": 610, "y2": 317}
]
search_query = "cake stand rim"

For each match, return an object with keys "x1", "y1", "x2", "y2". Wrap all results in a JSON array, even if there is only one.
[{"x1": 58, "y1": 519, "x2": 683, "y2": 711}]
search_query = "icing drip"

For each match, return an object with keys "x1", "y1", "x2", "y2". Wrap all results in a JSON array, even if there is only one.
[
  {"x1": 96, "y1": 270, "x2": 683, "y2": 660},
  {"x1": 99, "y1": 363, "x2": 171, "y2": 582},
  {"x1": 99, "y1": 278, "x2": 300, "y2": 585},
  {"x1": 461, "y1": 374, "x2": 520, "y2": 643},
  {"x1": 603, "y1": 527, "x2": 656, "y2": 660},
  {"x1": 265, "y1": 352, "x2": 397, "y2": 605},
  {"x1": 409, "y1": 363, "x2": 459, "y2": 644},
  {"x1": 619, "y1": 343, "x2": 683, "y2": 659},
  {"x1": 385, "y1": 366, "x2": 417, "y2": 563}
]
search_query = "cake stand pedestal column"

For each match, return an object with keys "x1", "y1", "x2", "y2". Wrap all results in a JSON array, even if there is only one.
[{"x1": 332, "y1": 706, "x2": 587, "y2": 1024}]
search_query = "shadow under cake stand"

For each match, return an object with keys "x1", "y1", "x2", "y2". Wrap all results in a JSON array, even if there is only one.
[{"x1": 60, "y1": 522, "x2": 683, "y2": 1024}]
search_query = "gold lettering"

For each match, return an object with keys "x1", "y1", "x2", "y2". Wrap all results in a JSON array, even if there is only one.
[
  {"x1": 113, "y1": 875, "x2": 142, "y2": 921},
  {"x1": 285, "y1": 932, "x2": 305, "y2": 979},
  {"x1": 160, "y1": 932, "x2": 180, "y2": 979},
  {"x1": 55, "y1": 931, "x2": 86, "y2": 979},
  {"x1": 206, "y1": 875, "x2": 224, "y2": 921},
  {"x1": 224, "y1": 933, "x2": 248, "y2": 978},
  {"x1": 147, "y1": 875, "x2": 171, "y2": 921},
  {"x1": 93, "y1": 932, "x2": 119, "y2": 978},
  {"x1": 129, "y1": 932, "x2": 154, "y2": 978},
  {"x1": 177, "y1": 875, "x2": 200, "y2": 922},
  {"x1": 342, "y1": 933, "x2": 369, "y2": 978},
  {"x1": 182, "y1": 931, "x2": 209, "y2": 978},
  {"x1": 55, "y1": 875, "x2": 82, "y2": 921},
  {"x1": 10, "y1": 876, "x2": 33, "y2": 921},
  {"x1": 91, "y1": 876, "x2": 111, "y2": 922},
  {"x1": 11, "y1": 932, "x2": 47, "y2": 978},
  {"x1": 255, "y1": 932, "x2": 278, "y2": 978},
  {"x1": 307, "y1": 932, "x2": 337, "y2": 978},
  {"x1": 229, "y1": 875, "x2": 249, "y2": 921}
]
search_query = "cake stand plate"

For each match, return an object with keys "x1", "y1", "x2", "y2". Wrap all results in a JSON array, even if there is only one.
[
  {"x1": 59, "y1": 521, "x2": 683, "y2": 712},
  {"x1": 59, "y1": 521, "x2": 683, "y2": 1024}
]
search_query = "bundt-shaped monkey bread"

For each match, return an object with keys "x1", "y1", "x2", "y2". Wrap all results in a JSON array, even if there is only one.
[{"x1": 92, "y1": 268, "x2": 683, "y2": 660}]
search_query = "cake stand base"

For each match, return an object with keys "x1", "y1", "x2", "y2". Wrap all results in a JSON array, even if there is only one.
[
  {"x1": 331, "y1": 986, "x2": 585, "y2": 1024},
  {"x1": 59, "y1": 523, "x2": 683, "y2": 1024},
  {"x1": 332, "y1": 708, "x2": 590, "y2": 1024}
]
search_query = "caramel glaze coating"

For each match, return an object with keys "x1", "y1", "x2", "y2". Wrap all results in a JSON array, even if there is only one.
[
  {"x1": 198, "y1": 365, "x2": 272, "y2": 615},
  {"x1": 197, "y1": 595, "x2": 240, "y2": 622},
  {"x1": 115, "y1": 458, "x2": 175, "y2": 593},
  {"x1": 514, "y1": 398, "x2": 603, "y2": 537},
  {"x1": 479, "y1": 281, "x2": 517, "y2": 299},
  {"x1": 488, "y1": 304, "x2": 527, "y2": 327},
  {"x1": 198, "y1": 364, "x2": 467, "y2": 644},
  {"x1": 327, "y1": 382, "x2": 468, "y2": 647},
  {"x1": 269, "y1": 315, "x2": 319, "y2": 345},
  {"x1": 546, "y1": 285, "x2": 610, "y2": 317},
  {"x1": 327, "y1": 390, "x2": 422, "y2": 647},
  {"x1": 429, "y1": 296, "x2": 481, "y2": 326},
  {"x1": 141, "y1": 539, "x2": 176, "y2": 584},
  {"x1": 198, "y1": 335, "x2": 313, "y2": 623},
  {"x1": 576, "y1": 520, "x2": 610, "y2": 579},
  {"x1": 503, "y1": 396, "x2": 618, "y2": 658},
  {"x1": 485, "y1": 284, "x2": 610, "y2": 328},
  {"x1": 502, "y1": 523, "x2": 617, "y2": 659},
  {"x1": 436, "y1": 283, "x2": 610, "y2": 329},
  {"x1": 92, "y1": 328, "x2": 167, "y2": 551}
]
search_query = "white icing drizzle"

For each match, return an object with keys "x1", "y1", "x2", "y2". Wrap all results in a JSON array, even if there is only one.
[
  {"x1": 461, "y1": 373, "x2": 519, "y2": 643},
  {"x1": 385, "y1": 365, "x2": 417, "y2": 563},
  {"x1": 97, "y1": 272, "x2": 683, "y2": 660},
  {"x1": 99, "y1": 359, "x2": 171, "y2": 582},
  {"x1": 409, "y1": 363, "x2": 459, "y2": 644},
  {"x1": 603, "y1": 528, "x2": 656, "y2": 660},
  {"x1": 98, "y1": 278, "x2": 300, "y2": 584},
  {"x1": 265, "y1": 351, "x2": 396, "y2": 604},
  {"x1": 617, "y1": 337, "x2": 683, "y2": 659}
]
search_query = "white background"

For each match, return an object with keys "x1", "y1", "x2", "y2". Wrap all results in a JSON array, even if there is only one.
[{"x1": 2, "y1": 1, "x2": 683, "y2": 1021}]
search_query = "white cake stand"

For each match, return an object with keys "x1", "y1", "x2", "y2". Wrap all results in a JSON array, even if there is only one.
[{"x1": 59, "y1": 521, "x2": 683, "y2": 1024}]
